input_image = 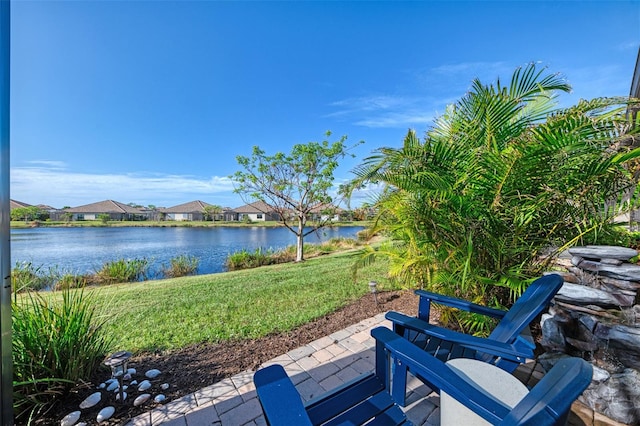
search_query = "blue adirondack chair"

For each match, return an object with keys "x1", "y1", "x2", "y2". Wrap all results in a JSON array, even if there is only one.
[
  {"x1": 386, "y1": 273, "x2": 564, "y2": 376},
  {"x1": 254, "y1": 326, "x2": 592, "y2": 426}
]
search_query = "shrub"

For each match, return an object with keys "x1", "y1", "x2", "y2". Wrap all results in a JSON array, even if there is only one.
[
  {"x1": 94, "y1": 258, "x2": 149, "y2": 284},
  {"x1": 225, "y1": 247, "x2": 275, "y2": 270},
  {"x1": 162, "y1": 254, "x2": 199, "y2": 278},
  {"x1": 53, "y1": 273, "x2": 90, "y2": 291},
  {"x1": 12, "y1": 262, "x2": 58, "y2": 293},
  {"x1": 12, "y1": 288, "x2": 114, "y2": 421},
  {"x1": 348, "y1": 64, "x2": 640, "y2": 334}
]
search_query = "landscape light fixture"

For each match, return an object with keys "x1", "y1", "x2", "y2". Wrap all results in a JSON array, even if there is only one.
[
  {"x1": 104, "y1": 351, "x2": 132, "y2": 403},
  {"x1": 368, "y1": 280, "x2": 378, "y2": 305}
]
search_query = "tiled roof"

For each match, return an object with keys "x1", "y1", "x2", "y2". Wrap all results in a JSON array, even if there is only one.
[
  {"x1": 309, "y1": 202, "x2": 343, "y2": 214},
  {"x1": 232, "y1": 200, "x2": 275, "y2": 213},
  {"x1": 10, "y1": 199, "x2": 32, "y2": 210},
  {"x1": 65, "y1": 200, "x2": 143, "y2": 214},
  {"x1": 162, "y1": 200, "x2": 214, "y2": 213}
]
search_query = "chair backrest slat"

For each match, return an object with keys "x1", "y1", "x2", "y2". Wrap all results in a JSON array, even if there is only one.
[{"x1": 488, "y1": 274, "x2": 563, "y2": 343}]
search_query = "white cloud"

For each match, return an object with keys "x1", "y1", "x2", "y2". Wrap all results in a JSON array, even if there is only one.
[
  {"x1": 328, "y1": 94, "x2": 443, "y2": 129},
  {"x1": 327, "y1": 62, "x2": 513, "y2": 129},
  {"x1": 327, "y1": 59, "x2": 635, "y2": 131},
  {"x1": 10, "y1": 164, "x2": 238, "y2": 208}
]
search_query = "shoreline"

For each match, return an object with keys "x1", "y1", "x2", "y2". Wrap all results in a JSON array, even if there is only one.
[{"x1": 10, "y1": 219, "x2": 370, "y2": 229}]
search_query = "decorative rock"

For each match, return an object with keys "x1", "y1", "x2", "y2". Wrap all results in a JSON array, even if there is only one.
[
  {"x1": 154, "y1": 394, "x2": 166, "y2": 403},
  {"x1": 123, "y1": 373, "x2": 132, "y2": 381},
  {"x1": 591, "y1": 365, "x2": 611, "y2": 383},
  {"x1": 600, "y1": 258, "x2": 624, "y2": 266},
  {"x1": 594, "y1": 323, "x2": 640, "y2": 351},
  {"x1": 581, "y1": 369, "x2": 640, "y2": 425},
  {"x1": 145, "y1": 369, "x2": 161, "y2": 379},
  {"x1": 160, "y1": 383, "x2": 169, "y2": 390},
  {"x1": 106, "y1": 381, "x2": 119, "y2": 392},
  {"x1": 134, "y1": 393, "x2": 151, "y2": 407},
  {"x1": 566, "y1": 336, "x2": 597, "y2": 352},
  {"x1": 600, "y1": 276, "x2": 640, "y2": 290},
  {"x1": 116, "y1": 391, "x2": 127, "y2": 401},
  {"x1": 552, "y1": 271, "x2": 579, "y2": 283},
  {"x1": 98, "y1": 382, "x2": 106, "y2": 389},
  {"x1": 77, "y1": 423, "x2": 87, "y2": 426},
  {"x1": 130, "y1": 380, "x2": 138, "y2": 386},
  {"x1": 79, "y1": 392, "x2": 101, "y2": 409},
  {"x1": 61, "y1": 410, "x2": 80, "y2": 426},
  {"x1": 96, "y1": 406, "x2": 115, "y2": 423},
  {"x1": 568, "y1": 245, "x2": 638, "y2": 261},
  {"x1": 540, "y1": 314, "x2": 566, "y2": 351},
  {"x1": 127, "y1": 368, "x2": 136, "y2": 375},
  {"x1": 556, "y1": 283, "x2": 627, "y2": 307},
  {"x1": 579, "y1": 260, "x2": 640, "y2": 281},
  {"x1": 138, "y1": 380, "x2": 152, "y2": 392},
  {"x1": 570, "y1": 255, "x2": 584, "y2": 267}
]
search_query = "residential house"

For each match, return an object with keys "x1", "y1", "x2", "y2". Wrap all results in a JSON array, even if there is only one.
[
  {"x1": 162, "y1": 200, "x2": 221, "y2": 221},
  {"x1": 232, "y1": 200, "x2": 281, "y2": 222},
  {"x1": 10, "y1": 199, "x2": 60, "y2": 221},
  {"x1": 10, "y1": 199, "x2": 31, "y2": 210},
  {"x1": 309, "y1": 202, "x2": 343, "y2": 222},
  {"x1": 65, "y1": 200, "x2": 146, "y2": 221}
]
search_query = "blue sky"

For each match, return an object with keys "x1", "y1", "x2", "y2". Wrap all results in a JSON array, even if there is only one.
[{"x1": 9, "y1": 1, "x2": 640, "y2": 209}]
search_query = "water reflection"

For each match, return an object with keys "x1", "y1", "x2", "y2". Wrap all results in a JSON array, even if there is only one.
[{"x1": 11, "y1": 226, "x2": 363, "y2": 276}]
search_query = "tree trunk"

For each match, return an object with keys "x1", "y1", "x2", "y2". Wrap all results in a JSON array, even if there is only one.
[{"x1": 296, "y1": 217, "x2": 304, "y2": 262}]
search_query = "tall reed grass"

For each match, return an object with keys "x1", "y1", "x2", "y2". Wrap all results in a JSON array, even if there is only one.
[
  {"x1": 94, "y1": 258, "x2": 149, "y2": 284},
  {"x1": 161, "y1": 254, "x2": 199, "y2": 278},
  {"x1": 12, "y1": 288, "x2": 113, "y2": 422}
]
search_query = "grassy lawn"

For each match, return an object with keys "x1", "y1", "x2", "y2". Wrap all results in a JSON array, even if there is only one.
[{"x1": 78, "y1": 251, "x2": 391, "y2": 353}]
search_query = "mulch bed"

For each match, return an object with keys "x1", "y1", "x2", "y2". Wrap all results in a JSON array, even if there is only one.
[{"x1": 34, "y1": 290, "x2": 420, "y2": 426}]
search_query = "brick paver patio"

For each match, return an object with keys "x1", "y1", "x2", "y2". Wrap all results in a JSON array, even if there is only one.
[
  {"x1": 125, "y1": 313, "x2": 440, "y2": 426},
  {"x1": 125, "y1": 312, "x2": 609, "y2": 426}
]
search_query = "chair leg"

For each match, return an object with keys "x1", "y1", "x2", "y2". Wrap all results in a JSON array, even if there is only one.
[{"x1": 391, "y1": 358, "x2": 409, "y2": 406}]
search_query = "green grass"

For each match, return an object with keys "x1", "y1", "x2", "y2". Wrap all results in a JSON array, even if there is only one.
[{"x1": 76, "y1": 251, "x2": 392, "y2": 352}]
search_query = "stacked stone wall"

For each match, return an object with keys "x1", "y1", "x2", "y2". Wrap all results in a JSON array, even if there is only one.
[{"x1": 540, "y1": 245, "x2": 640, "y2": 424}]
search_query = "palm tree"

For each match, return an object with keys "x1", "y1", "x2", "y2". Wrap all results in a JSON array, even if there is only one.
[
  {"x1": 203, "y1": 205, "x2": 223, "y2": 221},
  {"x1": 349, "y1": 64, "x2": 640, "y2": 333}
]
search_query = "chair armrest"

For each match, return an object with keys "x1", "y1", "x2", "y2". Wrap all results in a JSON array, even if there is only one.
[
  {"x1": 500, "y1": 357, "x2": 593, "y2": 426},
  {"x1": 254, "y1": 365, "x2": 313, "y2": 426},
  {"x1": 386, "y1": 312, "x2": 532, "y2": 362},
  {"x1": 371, "y1": 326, "x2": 511, "y2": 424},
  {"x1": 415, "y1": 289, "x2": 507, "y2": 321}
]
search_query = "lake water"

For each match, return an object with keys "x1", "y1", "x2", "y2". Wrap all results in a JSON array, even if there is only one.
[{"x1": 10, "y1": 226, "x2": 364, "y2": 276}]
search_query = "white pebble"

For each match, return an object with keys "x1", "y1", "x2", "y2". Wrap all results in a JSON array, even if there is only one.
[
  {"x1": 160, "y1": 383, "x2": 169, "y2": 390},
  {"x1": 96, "y1": 406, "x2": 115, "y2": 423},
  {"x1": 145, "y1": 369, "x2": 161, "y2": 379},
  {"x1": 127, "y1": 367, "x2": 136, "y2": 375},
  {"x1": 77, "y1": 423, "x2": 87, "y2": 426},
  {"x1": 134, "y1": 393, "x2": 151, "y2": 407},
  {"x1": 98, "y1": 383, "x2": 106, "y2": 389},
  {"x1": 60, "y1": 410, "x2": 80, "y2": 426},
  {"x1": 130, "y1": 380, "x2": 138, "y2": 386},
  {"x1": 115, "y1": 391, "x2": 128, "y2": 401},
  {"x1": 123, "y1": 373, "x2": 132, "y2": 381},
  {"x1": 79, "y1": 392, "x2": 101, "y2": 409},
  {"x1": 106, "y1": 381, "x2": 119, "y2": 392},
  {"x1": 154, "y1": 394, "x2": 166, "y2": 403},
  {"x1": 138, "y1": 380, "x2": 152, "y2": 391}
]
